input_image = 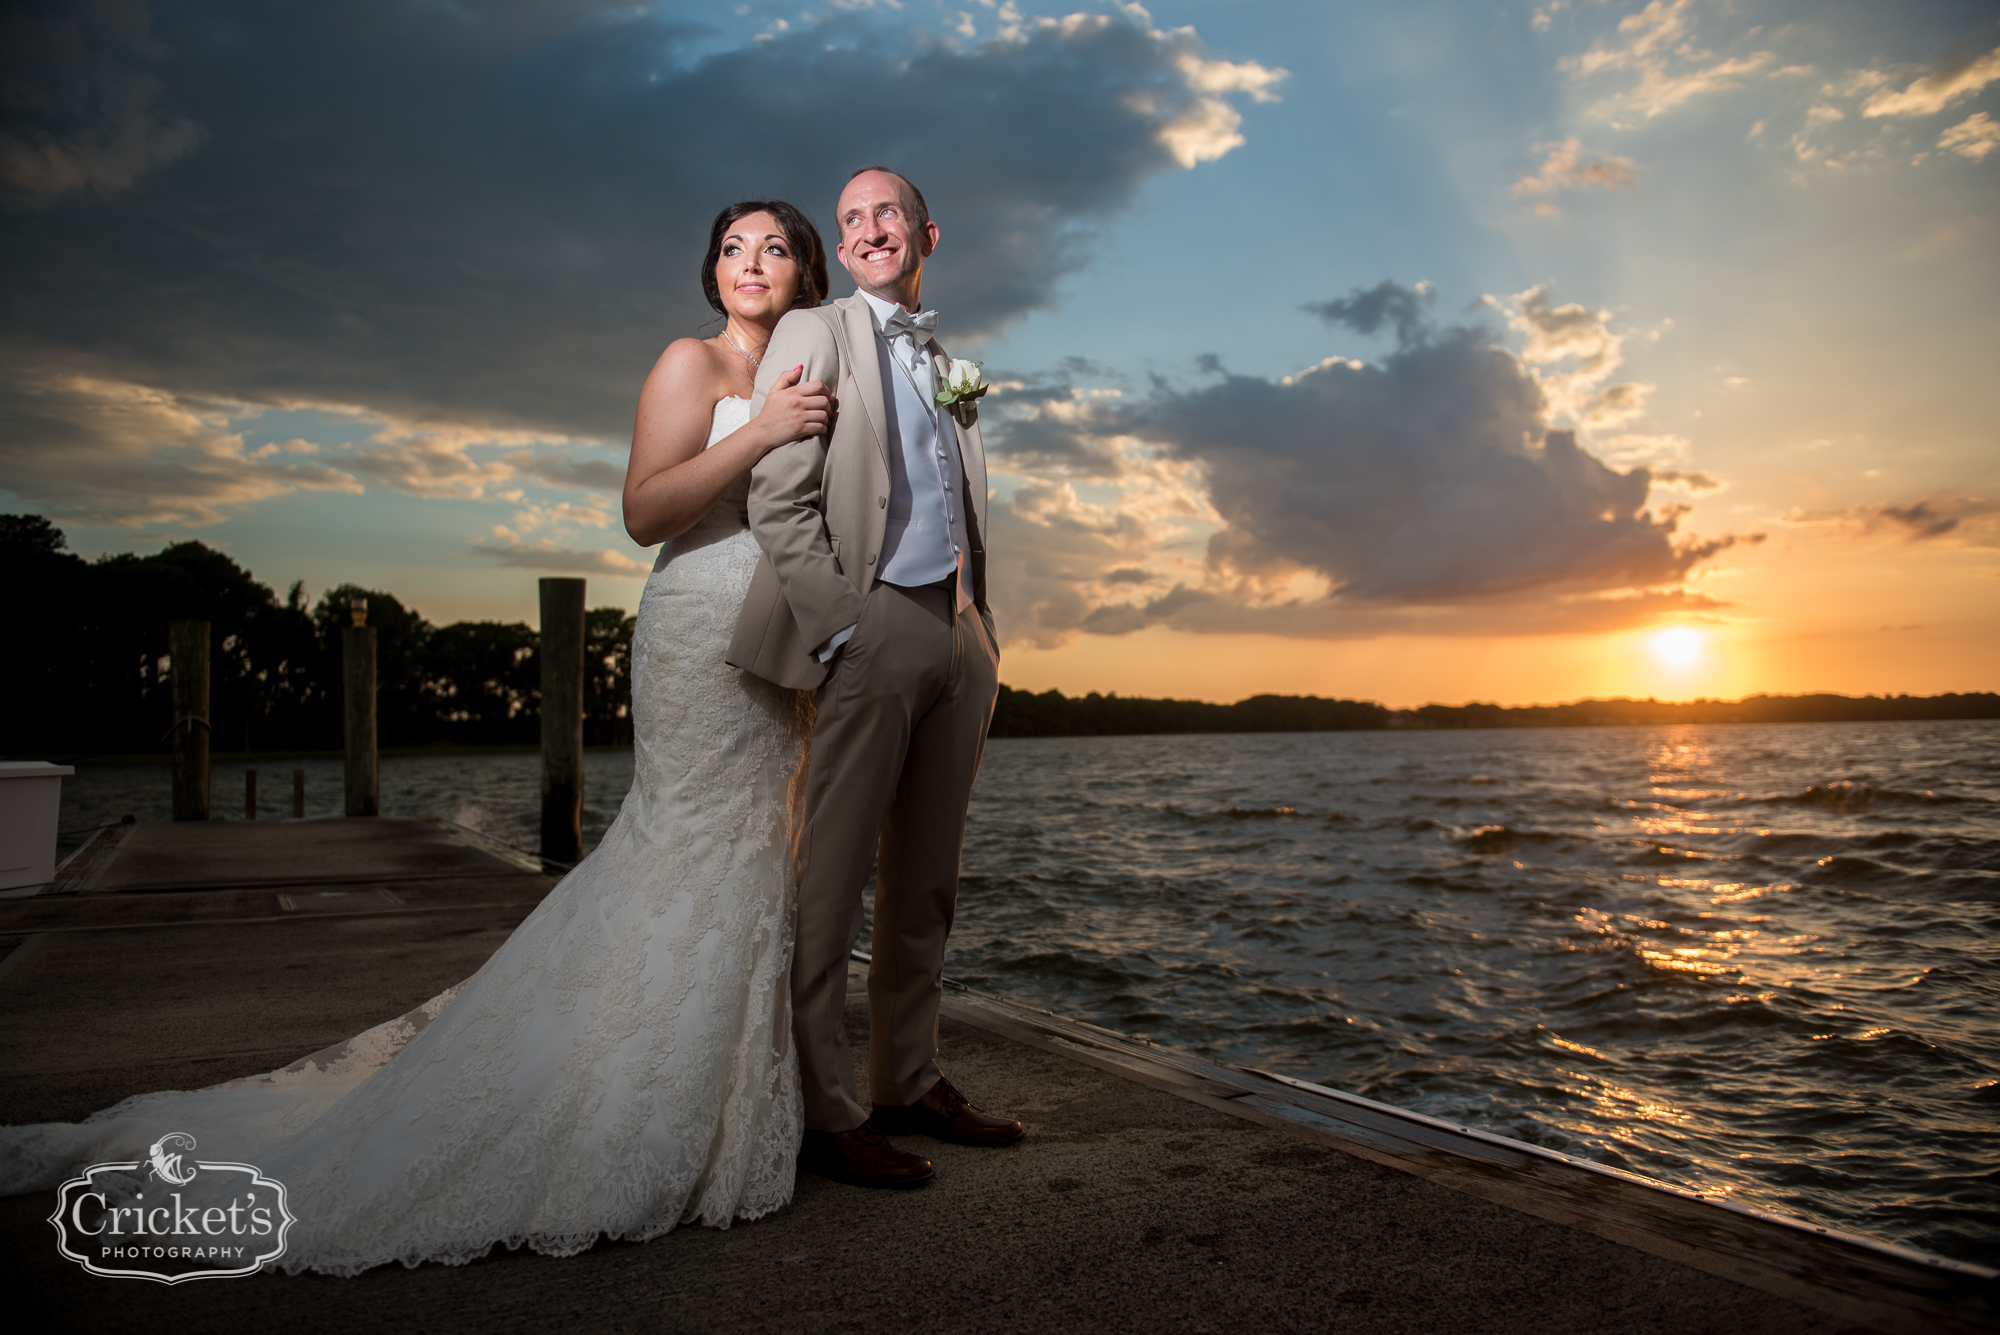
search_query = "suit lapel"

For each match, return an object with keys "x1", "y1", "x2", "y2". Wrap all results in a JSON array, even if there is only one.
[{"x1": 836, "y1": 296, "x2": 891, "y2": 470}]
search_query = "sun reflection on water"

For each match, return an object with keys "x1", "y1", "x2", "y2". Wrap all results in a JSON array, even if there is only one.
[{"x1": 940, "y1": 719, "x2": 2000, "y2": 1263}]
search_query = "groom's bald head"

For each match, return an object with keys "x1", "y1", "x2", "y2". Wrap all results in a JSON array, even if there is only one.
[
  {"x1": 836, "y1": 166, "x2": 939, "y2": 307},
  {"x1": 845, "y1": 165, "x2": 928, "y2": 232}
]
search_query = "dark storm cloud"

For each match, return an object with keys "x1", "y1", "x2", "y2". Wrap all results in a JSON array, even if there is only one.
[
  {"x1": 1300, "y1": 279, "x2": 1433, "y2": 347},
  {"x1": 1134, "y1": 345, "x2": 1713, "y2": 603},
  {"x1": 0, "y1": 0, "x2": 1272, "y2": 489},
  {"x1": 0, "y1": 0, "x2": 201, "y2": 197},
  {"x1": 1875, "y1": 502, "x2": 1960, "y2": 539},
  {"x1": 506, "y1": 451, "x2": 627, "y2": 492},
  {"x1": 468, "y1": 534, "x2": 649, "y2": 576},
  {"x1": 981, "y1": 282, "x2": 1755, "y2": 644}
]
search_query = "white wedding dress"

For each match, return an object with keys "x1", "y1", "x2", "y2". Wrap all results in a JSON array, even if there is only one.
[{"x1": 0, "y1": 396, "x2": 813, "y2": 1275}]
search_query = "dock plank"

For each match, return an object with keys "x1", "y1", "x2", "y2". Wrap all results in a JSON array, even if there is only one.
[{"x1": 83, "y1": 817, "x2": 523, "y2": 893}]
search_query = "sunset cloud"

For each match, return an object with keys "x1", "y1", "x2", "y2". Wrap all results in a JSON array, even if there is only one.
[
  {"x1": 508, "y1": 498, "x2": 619, "y2": 533},
  {"x1": 1861, "y1": 46, "x2": 2000, "y2": 118},
  {"x1": 1156, "y1": 47, "x2": 1289, "y2": 165},
  {"x1": 986, "y1": 445, "x2": 1217, "y2": 649},
  {"x1": 1762, "y1": 40, "x2": 2000, "y2": 170},
  {"x1": 316, "y1": 419, "x2": 627, "y2": 506},
  {"x1": 1938, "y1": 112, "x2": 2000, "y2": 162},
  {"x1": 1560, "y1": 0, "x2": 1776, "y2": 121},
  {"x1": 0, "y1": 368, "x2": 359, "y2": 526},
  {"x1": 979, "y1": 282, "x2": 1752, "y2": 646},
  {"x1": 1648, "y1": 468, "x2": 1723, "y2": 493},
  {"x1": 1492, "y1": 286, "x2": 1654, "y2": 431},
  {"x1": 0, "y1": 365, "x2": 627, "y2": 523},
  {"x1": 344, "y1": 433, "x2": 521, "y2": 502},
  {"x1": 1512, "y1": 139, "x2": 1640, "y2": 211},
  {"x1": 1550, "y1": 7, "x2": 2000, "y2": 177}
]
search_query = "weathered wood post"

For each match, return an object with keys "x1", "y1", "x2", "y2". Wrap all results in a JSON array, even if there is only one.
[
  {"x1": 168, "y1": 619, "x2": 210, "y2": 821},
  {"x1": 539, "y1": 578, "x2": 586, "y2": 863},
  {"x1": 245, "y1": 769, "x2": 258, "y2": 820},
  {"x1": 342, "y1": 597, "x2": 379, "y2": 818},
  {"x1": 292, "y1": 768, "x2": 305, "y2": 819}
]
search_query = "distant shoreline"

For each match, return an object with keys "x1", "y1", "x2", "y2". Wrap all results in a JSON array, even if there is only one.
[
  {"x1": 988, "y1": 687, "x2": 2000, "y2": 738},
  {"x1": 15, "y1": 692, "x2": 1996, "y2": 763}
]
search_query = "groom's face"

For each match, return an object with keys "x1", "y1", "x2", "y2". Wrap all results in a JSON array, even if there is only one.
[{"x1": 835, "y1": 170, "x2": 937, "y2": 302}]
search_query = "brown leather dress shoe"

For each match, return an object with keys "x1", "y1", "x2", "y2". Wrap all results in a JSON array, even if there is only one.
[
  {"x1": 872, "y1": 1076, "x2": 1026, "y2": 1146},
  {"x1": 798, "y1": 1122, "x2": 935, "y2": 1188}
]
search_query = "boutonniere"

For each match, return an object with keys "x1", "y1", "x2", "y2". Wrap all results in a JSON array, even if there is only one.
[{"x1": 934, "y1": 358, "x2": 989, "y2": 426}]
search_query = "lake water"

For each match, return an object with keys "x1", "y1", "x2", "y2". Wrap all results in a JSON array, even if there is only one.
[{"x1": 52, "y1": 720, "x2": 2000, "y2": 1264}]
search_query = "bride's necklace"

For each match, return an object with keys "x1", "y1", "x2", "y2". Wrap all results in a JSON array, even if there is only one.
[{"x1": 721, "y1": 327, "x2": 763, "y2": 367}]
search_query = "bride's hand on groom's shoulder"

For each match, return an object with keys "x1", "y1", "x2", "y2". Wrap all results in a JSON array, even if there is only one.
[{"x1": 755, "y1": 364, "x2": 832, "y2": 452}]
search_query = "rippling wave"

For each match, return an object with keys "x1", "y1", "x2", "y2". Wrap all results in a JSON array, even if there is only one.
[{"x1": 936, "y1": 721, "x2": 1999, "y2": 1264}]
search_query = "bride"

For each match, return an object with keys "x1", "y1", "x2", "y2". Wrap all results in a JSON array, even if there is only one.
[{"x1": 0, "y1": 200, "x2": 834, "y2": 1275}]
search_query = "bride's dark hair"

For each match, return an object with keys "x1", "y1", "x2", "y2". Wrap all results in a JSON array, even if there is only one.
[{"x1": 701, "y1": 200, "x2": 828, "y2": 314}]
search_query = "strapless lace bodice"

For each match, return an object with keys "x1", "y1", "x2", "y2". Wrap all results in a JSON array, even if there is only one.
[
  {"x1": 665, "y1": 395, "x2": 755, "y2": 554},
  {"x1": 707, "y1": 393, "x2": 753, "y2": 448}
]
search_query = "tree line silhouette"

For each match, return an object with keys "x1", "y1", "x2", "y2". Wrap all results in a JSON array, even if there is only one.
[
  {"x1": 987, "y1": 686, "x2": 1996, "y2": 737},
  {"x1": 3, "y1": 516, "x2": 633, "y2": 758},
  {"x1": 1395, "y1": 694, "x2": 1999, "y2": 729},
  {"x1": 989, "y1": 688, "x2": 1390, "y2": 736},
  {"x1": 5, "y1": 513, "x2": 1991, "y2": 758}
]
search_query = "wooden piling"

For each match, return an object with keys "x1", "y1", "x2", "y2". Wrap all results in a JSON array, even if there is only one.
[
  {"x1": 293, "y1": 769, "x2": 305, "y2": 819},
  {"x1": 168, "y1": 619, "x2": 210, "y2": 821},
  {"x1": 539, "y1": 578, "x2": 586, "y2": 864},
  {"x1": 245, "y1": 769, "x2": 258, "y2": 820},
  {"x1": 342, "y1": 598, "x2": 379, "y2": 818}
]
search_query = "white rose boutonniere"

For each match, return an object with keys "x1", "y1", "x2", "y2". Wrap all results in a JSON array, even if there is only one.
[{"x1": 934, "y1": 357, "x2": 989, "y2": 426}]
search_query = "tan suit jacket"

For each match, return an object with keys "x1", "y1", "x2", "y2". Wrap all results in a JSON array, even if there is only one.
[{"x1": 727, "y1": 293, "x2": 990, "y2": 690}]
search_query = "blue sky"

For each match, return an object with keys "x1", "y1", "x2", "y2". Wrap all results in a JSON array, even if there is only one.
[{"x1": 3, "y1": 0, "x2": 1995, "y2": 704}]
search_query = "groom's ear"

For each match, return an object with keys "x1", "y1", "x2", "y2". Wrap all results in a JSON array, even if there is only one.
[{"x1": 919, "y1": 220, "x2": 939, "y2": 258}]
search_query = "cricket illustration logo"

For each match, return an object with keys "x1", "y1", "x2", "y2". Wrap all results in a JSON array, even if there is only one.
[{"x1": 146, "y1": 1132, "x2": 199, "y2": 1187}]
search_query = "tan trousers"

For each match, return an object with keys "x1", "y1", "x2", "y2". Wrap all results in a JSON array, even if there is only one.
[{"x1": 790, "y1": 580, "x2": 999, "y2": 1132}]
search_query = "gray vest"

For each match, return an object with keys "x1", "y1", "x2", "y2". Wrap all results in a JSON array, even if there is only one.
[{"x1": 872, "y1": 325, "x2": 971, "y2": 608}]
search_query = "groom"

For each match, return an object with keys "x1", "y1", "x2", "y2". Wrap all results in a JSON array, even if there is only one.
[{"x1": 729, "y1": 167, "x2": 1020, "y2": 1187}]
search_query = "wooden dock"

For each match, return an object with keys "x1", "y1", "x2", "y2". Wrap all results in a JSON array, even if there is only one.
[{"x1": 0, "y1": 818, "x2": 1992, "y2": 1334}]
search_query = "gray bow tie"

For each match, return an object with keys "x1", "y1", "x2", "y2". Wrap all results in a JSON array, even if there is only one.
[{"x1": 882, "y1": 307, "x2": 939, "y2": 345}]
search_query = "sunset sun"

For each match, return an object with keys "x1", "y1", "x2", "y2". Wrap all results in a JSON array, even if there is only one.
[{"x1": 1651, "y1": 627, "x2": 1704, "y2": 669}]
